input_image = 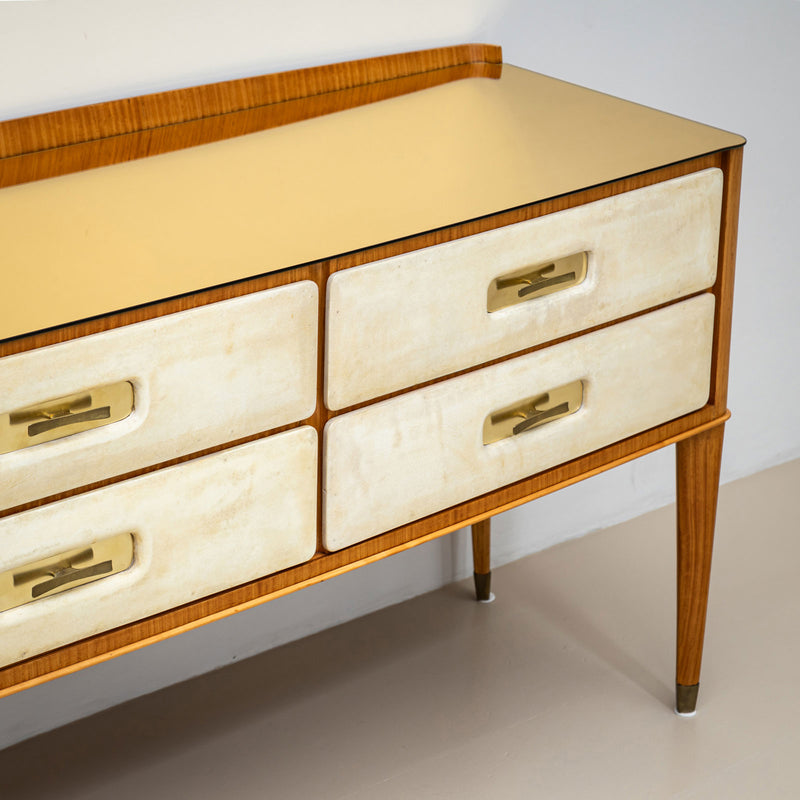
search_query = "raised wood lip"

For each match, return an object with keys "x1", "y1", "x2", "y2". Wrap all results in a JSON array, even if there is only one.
[{"x1": 0, "y1": 43, "x2": 502, "y2": 161}]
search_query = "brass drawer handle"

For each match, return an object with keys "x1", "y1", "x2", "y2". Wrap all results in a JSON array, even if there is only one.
[
  {"x1": 1, "y1": 381, "x2": 134, "y2": 455},
  {"x1": 487, "y1": 252, "x2": 588, "y2": 312},
  {"x1": 483, "y1": 380, "x2": 583, "y2": 444},
  {"x1": 27, "y1": 406, "x2": 111, "y2": 438},
  {"x1": 510, "y1": 399, "x2": 570, "y2": 435},
  {"x1": 496, "y1": 264, "x2": 576, "y2": 297},
  {"x1": 1, "y1": 533, "x2": 134, "y2": 613},
  {"x1": 25, "y1": 558, "x2": 114, "y2": 599}
]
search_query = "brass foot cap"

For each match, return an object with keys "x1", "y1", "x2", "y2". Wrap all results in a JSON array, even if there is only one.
[
  {"x1": 473, "y1": 571, "x2": 492, "y2": 602},
  {"x1": 675, "y1": 682, "x2": 699, "y2": 716}
]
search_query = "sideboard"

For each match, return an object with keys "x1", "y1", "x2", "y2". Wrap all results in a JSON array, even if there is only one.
[{"x1": 0, "y1": 45, "x2": 743, "y2": 715}]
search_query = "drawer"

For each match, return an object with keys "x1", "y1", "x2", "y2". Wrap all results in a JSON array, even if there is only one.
[
  {"x1": 0, "y1": 426, "x2": 317, "y2": 667},
  {"x1": 0, "y1": 281, "x2": 318, "y2": 510},
  {"x1": 326, "y1": 169, "x2": 722, "y2": 409},
  {"x1": 323, "y1": 294, "x2": 714, "y2": 550}
]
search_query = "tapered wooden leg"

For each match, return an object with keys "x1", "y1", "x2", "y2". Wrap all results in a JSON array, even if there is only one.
[
  {"x1": 675, "y1": 423, "x2": 724, "y2": 715},
  {"x1": 471, "y1": 518, "x2": 493, "y2": 602}
]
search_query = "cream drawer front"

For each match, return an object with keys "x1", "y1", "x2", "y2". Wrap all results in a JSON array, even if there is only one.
[
  {"x1": 0, "y1": 427, "x2": 317, "y2": 667},
  {"x1": 0, "y1": 281, "x2": 317, "y2": 510},
  {"x1": 326, "y1": 169, "x2": 721, "y2": 409},
  {"x1": 323, "y1": 295, "x2": 714, "y2": 550}
]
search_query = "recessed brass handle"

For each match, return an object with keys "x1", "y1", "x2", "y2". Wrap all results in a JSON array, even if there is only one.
[
  {"x1": 510, "y1": 399, "x2": 570, "y2": 435},
  {"x1": 487, "y1": 252, "x2": 588, "y2": 312},
  {"x1": 483, "y1": 380, "x2": 583, "y2": 444},
  {"x1": 496, "y1": 264, "x2": 576, "y2": 297},
  {"x1": 1, "y1": 533, "x2": 135, "y2": 613},
  {"x1": 28, "y1": 560, "x2": 114, "y2": 599},
  {"x1": 27, "y1": 406, "x2": 111, "y2": 438},
  {"x1": 1, "y1": 381, "x2": 134, "y2": 455}
]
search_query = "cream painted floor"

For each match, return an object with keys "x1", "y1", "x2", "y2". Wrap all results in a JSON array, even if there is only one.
[{"x1": 1, "y1": 458, "x2": 798, "y2": 799}]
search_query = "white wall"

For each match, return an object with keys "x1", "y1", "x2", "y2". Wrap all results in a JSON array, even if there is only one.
[{"x1": 1, "y1": 0, "x2": 798, "y2": 749}]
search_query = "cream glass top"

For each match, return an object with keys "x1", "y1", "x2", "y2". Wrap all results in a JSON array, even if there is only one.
[{"x1": 0, "y1": 65, "x2": 743, "y2": 341}]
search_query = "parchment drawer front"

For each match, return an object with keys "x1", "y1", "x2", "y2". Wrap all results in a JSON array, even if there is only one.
[
  {"x1": 0, "y1": 281, "x2": 318, "y2": 510},
  {"x1": 326, "y1": 169, "x2": 721, "y2": 409},
  {"x1": 323, "y1": 295, "x2": 714, "y2": 550},
  {"x1": 0, "y1": 427, "x2": 317, "y2": 667}
]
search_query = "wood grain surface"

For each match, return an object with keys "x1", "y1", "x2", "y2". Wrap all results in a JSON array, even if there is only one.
[
  {"x1": 708, "y1": 147, "x2": 743, "y2": 409},
  {"x1": 676, "y1": 423, "x2": 725, "y2": 687},
  {"x1": 471, "y1": 519, "x2": 492, "y2": 576}
]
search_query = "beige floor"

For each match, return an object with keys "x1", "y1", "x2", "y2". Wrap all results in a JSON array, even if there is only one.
[{"x1": 1, "y1": 458, "x2": 798, "y2": 799}]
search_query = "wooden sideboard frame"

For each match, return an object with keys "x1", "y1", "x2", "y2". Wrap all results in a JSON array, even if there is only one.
[{"x1": 0, "y1": 46, "x2": 742, "y2": 707}]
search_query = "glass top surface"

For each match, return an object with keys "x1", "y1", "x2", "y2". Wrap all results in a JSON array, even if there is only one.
[{"x1": 0, "y1": 63, "x2": 743, "y2": 340}]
